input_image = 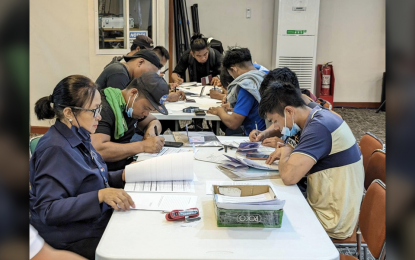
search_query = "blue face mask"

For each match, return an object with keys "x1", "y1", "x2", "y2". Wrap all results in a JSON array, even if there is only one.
[
  {"x1": 280, "y1": 110, "x2": 301, "y2": 140},
  {"x1": 125, "y1": 94, "x2": 138, "y2": 118}
]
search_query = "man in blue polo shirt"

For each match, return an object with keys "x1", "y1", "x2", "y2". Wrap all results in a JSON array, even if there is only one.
[
  {"x1": 259, "y1": 81, "x2": 364, "y2": 239},
  {"x1": 207, "y1": 47, "x2": 266, "y2": 135}
]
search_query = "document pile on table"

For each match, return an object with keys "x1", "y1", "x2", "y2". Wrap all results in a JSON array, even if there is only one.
[{"x1": 124, "y1": 152, "x2": 198, "y2": 211}]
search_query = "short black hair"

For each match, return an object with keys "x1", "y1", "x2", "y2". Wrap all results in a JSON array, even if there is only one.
[
  {"x1": 259, "y1": 67, "x2": 300, "y2": 97},
  {"x1": 258, "y1": 81, "x2": 306, "y2": 119},
  {"x1": 222, "y1": 47, "x2": 252, "y2": 70},
  {"x1": 153, "y1": 46, "x2": 170, "y2": 60},
  {"x1": 190, "y1": 34, "x2": 208, "y2": 52},
  {"x1": 219, "y1": 67, "x2": 234, "y2": 88}
]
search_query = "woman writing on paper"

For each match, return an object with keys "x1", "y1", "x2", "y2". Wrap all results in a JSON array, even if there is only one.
[{"x1": 29, "y1": 75, "x2": 135, "y2": 259}]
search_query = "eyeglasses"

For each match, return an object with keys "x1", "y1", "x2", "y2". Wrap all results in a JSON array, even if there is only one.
[{"x1": 58, "y1": 104, "x2": 102, "y2": 118}]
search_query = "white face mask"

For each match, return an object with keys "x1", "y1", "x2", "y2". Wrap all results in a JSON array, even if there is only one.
[{"x1": 280, "y1": 110, "x2": 301, "y2": 140}]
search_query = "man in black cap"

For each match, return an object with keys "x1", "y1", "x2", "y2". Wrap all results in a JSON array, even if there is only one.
[
  {"x1": 91, "y1": 72, "x2": 169, "y2": 171},
  {"x1": 96, "y1": 49, "x2": 162, "y2": 91},
  {"x1": 128, "y1": 35, "x2": 154, "y2": 55}
]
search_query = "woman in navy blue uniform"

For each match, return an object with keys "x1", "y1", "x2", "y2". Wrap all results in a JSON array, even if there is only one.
[{"x1": 29, "y1": 75, "x2": 135, "y2": 259}]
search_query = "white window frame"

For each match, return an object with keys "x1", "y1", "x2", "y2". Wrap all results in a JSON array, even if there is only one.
[{"x1": 94, "y1": 0, "x2": 158, "y2": 55}]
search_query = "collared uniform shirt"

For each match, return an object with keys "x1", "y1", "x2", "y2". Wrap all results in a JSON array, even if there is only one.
[{"x1": 29, "y1": 120, "x2": 124, "y2": 250}]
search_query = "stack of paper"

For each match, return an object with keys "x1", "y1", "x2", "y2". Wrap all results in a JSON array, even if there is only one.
[
  {"x1": 125, "y1": 152, "x2": 195, "y2": 193},
  {"x1": 215, "y1": 192, "x2": 285, "y2": 210},
  {"x1": 223, "y1": 154, "x2": 278, "y2": 171}
]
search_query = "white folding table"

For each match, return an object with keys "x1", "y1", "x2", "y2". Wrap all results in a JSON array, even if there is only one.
[
  {"x1": 96, "y1": 136, "x2": 340, "y2": 260},
  {"x1": 151, "y1": 85, "x2": 225, "y2": 133}
]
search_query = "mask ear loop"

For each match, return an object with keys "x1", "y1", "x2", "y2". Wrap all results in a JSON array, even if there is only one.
[
  {"x1": 284, "y1": 110, "x2": 287, "y2": 128},
  {"x1": 131, "y1": 93, "x2": 138, "y2": 107},
  {"x1": 125, "y1": 95, "x2": 132, "y2": 112},
  {"x1": 292, "y1": 112, "x2": 295, "y2": 128}
]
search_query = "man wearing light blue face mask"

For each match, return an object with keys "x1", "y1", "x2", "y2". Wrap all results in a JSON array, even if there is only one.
[
  {"x1": 91, "y1": 72, "x2": 169, "y2": 171},
  {"x1": 258, "y1": 81, "x2": 364, "y2": 240}
]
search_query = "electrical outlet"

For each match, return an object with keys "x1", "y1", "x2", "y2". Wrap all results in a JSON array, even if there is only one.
[{"x1": 246, "y1": 8, "x2": 251, "y2": 18}]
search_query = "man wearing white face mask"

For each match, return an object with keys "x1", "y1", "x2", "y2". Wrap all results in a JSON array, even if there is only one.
[{"x1": 258, "y1": 81, "x2": 364, "y2": 240}]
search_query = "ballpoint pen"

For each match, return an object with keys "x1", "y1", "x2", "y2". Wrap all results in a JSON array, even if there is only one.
[
  {"x1": 154, "y1": 125, "x2": 158, "y2": 136},
  {"x1": 255, "y1": 121, "x2": 258, "y2": 134}
]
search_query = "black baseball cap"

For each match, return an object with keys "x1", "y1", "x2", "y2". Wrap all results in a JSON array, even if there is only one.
[
  {"x1": 133, "y1": 35, "x2": 154, "y2": 49},
  {"x1": 127, "y1": 72, "x2": 169, "y2": 115},
  {"x1": 123, "y1": 49, "x2": 162, "y2": 69}
]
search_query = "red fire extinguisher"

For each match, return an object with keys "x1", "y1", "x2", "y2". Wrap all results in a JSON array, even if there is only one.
[{"x1": 321, "y1": 62, "x2": 332, "y2": 96}]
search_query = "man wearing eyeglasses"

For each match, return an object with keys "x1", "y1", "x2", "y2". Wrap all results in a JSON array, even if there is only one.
[{"x1": 91, "y1": 72, "x2": 169, "y2": 171}]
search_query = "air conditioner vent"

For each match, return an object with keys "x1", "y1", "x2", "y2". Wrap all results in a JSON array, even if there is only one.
[{"x1": 278, "y1": 56, "x2": 314, "y2": 89}]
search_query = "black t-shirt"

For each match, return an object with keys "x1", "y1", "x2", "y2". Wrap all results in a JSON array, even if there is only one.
[
  {"x1": 172, "y1": 49, "x2": 222, "y2": 82},
  {"x1": 96, "y1": 91, "x2": 145, "y2": 171},
  {"x1": 95, "y1": 62, "x2": 131, "y2": 90}
]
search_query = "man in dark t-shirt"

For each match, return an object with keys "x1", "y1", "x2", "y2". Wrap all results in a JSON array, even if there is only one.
[
  {"x1": 91, "y1": 72, "x2": 169, "y2": 171},
  {"x1": 96, "y1": 50, "x2": 162, "y2": 91},
  {"x1": 171, "y1": 35, "x2": 222, "y2": 84}
]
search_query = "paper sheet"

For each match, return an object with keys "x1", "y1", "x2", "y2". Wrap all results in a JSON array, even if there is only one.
[
  {"x1": 216, "y1": 193, "x2": 273, "y2": 203},
  {"x1": 137, "y1": 147, "x2": 193, "y2": 157},
  {"x1": 194, "y1": 151, "x2": 228, "y2": 164},
  {"x1": 172, "y1": 131, "x2": 222, "y2": 147},
  {"x1": 125, "y1": 152, "x2": 194, "y2": 182},
  {"x1": 128, "y1": 193, "x2": 198, "y2": 211},
  {"x1": 125, "y1": 180, "x2": 195, "y2": 193},
  {"x1": 179, "y1": 82, "x2": 198, "y2": 87}
]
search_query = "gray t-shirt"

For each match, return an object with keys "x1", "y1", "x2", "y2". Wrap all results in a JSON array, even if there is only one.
[{"x1": 95, "y1": 62, "x2": 131, "y2": 90}]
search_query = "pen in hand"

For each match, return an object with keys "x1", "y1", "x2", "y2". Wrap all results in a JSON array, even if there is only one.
[{"x1": 154, "y1": 125, "x2": 158, "y2": 136}]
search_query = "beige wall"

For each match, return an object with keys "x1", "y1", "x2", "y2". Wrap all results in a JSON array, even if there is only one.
[
  {"x1": 30, "y1": 0, "x2": 91, "y2": 127},
  {"x1": 185, "y1": 0, "x2": 275, "y2": 69},
  {"x1": 316, "y1": 0, "x2": 385, "y2": 102},
  {"x1": 30, "y1": 0, "x2": 385, "y2": 126}
]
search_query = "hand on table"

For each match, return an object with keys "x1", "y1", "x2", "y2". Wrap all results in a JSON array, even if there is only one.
[
  {"x1": 207, "y1": 106, "x2": 225, "y2": 115},
  {"x1": 167, "y1": 91, "x2": 186, "y2": 102},
  {"x1": 249, "y1": 129, "x2": 266, "y2": 142},
  {"x1": 221, "y1": 101, "x2": 232, "y2": 112},
  {"x1": 98, "y1": 188, "x2": 135, "y2": 211},
  {"x1": 211, "y1": 76, "x2": 221, "y2": 87},
  {"x1": 169, "y1": 83, "x2": 179, "y2": 90},
  {"x1": 262, "y1": 137, "x2": 284, "y2": 148},
  {"x1": 209, "y1": 89, "x2": 225, "y2": 100},
  {"x1": 173, "y1": 77, "x2": 184, "y2": 85},
  {"x1": 141, "y1": 136, "x2": 165, "y2": 153}
]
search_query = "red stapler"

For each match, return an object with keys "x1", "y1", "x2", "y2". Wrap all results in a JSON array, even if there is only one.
[{"x1": 165, "y1": 208, "x2": 200, "y2": 222}]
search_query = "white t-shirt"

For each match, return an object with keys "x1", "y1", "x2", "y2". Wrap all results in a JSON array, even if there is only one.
[{"x1": 30, "y1": 225, "x2": 44, "y2": 259}]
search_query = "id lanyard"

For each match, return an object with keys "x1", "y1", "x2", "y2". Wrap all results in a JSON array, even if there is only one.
[{"x1": 90, "y1": 150, "x2": 110, "y2": 188}]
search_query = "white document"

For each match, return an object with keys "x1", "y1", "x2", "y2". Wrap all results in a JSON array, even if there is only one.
[
  {"x1": 221, "y1": 140, "x2": 249, "y2": 148},
  {"x1": 125, "y1": 152, "x2": 195, "y2": 193},
  {"x1": 194, "y1": 151, "x2": 228, "y2": 164},
  {"x1": 214, "y1": 193, "x2": 286, "y2": 210},
  {"x1": 138, "y1": 147, "x2": 193, "y2": 157},
  {"x1": 125, "y1": 180, "x2": 195, "y2": 193},
  {"x1": 126, "y1": 152, "x2": 194, "y2": 182},
  {"x1": 128, "y1": 193, "x2": 198, "y2": 211},
  {"x1": 216, "y1": 192, "x2": 274, "y2": 203},
  {"x1": 179, "y1": 82, "x2": 198, "y2": 87},
  {"x1": 205, "y1": 181, "x2": 274, "y2": 195}
]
